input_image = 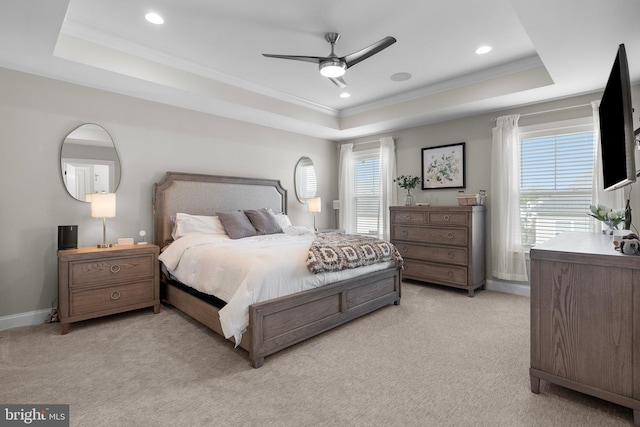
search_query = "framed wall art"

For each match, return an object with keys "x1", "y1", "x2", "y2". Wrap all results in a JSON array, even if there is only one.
[{"x1": 421, "y1": 142, "x2": 466, "y2": 189}]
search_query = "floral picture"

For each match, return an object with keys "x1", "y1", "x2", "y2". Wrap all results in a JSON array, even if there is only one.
[{"x1": 421, "y1": 142, "x2": 466, "y2": 189}]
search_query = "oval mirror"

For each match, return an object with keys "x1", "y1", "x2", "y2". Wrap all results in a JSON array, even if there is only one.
[
  {"x1": 60, "y1": 124, "x2": 121, "y2": 202},
  {"x1": 294, "y1": 156, "x2": 317, "y2": 203}
]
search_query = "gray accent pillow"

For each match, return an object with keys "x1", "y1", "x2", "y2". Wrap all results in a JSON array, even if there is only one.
[
  {"x1": 216, "y1": 211, "x2": 257, "y2": 239},
  {"x1": 245, "y1": 208, "x2": 283, "y2": 235}
]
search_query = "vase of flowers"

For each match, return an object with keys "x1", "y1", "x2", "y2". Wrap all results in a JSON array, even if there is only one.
[
  {"x1": 588, "y1": 204, "x2": 626, "y2": 234},
  {"x1": 394, "y1": 175, "x2": 421, "y2": 206}
]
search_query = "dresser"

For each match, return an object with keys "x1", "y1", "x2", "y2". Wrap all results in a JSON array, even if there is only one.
[
  {"x1": 57, "y1": 244, "x2": 160, "y2": 334},
  {"x1": 390, "y1": 206, "x2": 485, "y2": 296},
  {"x1": 530, "y1": 232, "x2": 639, "y2": 425}
]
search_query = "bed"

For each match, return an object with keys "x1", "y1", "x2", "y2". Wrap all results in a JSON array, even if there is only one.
[{"x1": 153, "y1": 171, "x2": 402, "y2": 368}]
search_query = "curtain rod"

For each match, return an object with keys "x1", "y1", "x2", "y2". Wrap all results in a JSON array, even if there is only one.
[
  {"x1": 492, "y1": 103, "x2": 592, "y2": 121},
  {"x1": 340, "y1": 136, "x2": 397, "y2": 146}
]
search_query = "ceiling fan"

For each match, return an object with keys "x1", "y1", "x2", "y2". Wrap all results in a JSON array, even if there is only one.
[{"x1": 262, "y1": 33, "x2": 397, "y2": 89}]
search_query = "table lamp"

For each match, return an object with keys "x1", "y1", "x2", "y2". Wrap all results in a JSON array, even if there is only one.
[
  {"x1": 90, "y1": 192, "x2": 116, "y2": 248},
  {"x1": 308, "y1": 197, "x2": 321, "y2": 231}
]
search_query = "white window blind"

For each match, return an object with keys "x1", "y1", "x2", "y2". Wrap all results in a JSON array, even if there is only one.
[
  {"x1": 353, "y1": 148, "x2": 380, "y2": 235},
  {"x1": 520, "y1": 130, "x2": 594, "y2": 247}
]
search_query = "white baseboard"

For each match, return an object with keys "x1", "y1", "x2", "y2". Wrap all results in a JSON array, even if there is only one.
[
  {"x1": 485, "y1": 279, "x2": 530, "y2": 297},
  {"x1": 1, "y1": 280, "x2": 530, "y2": 330},
  {"x1": 0, "y1": 309, "x2": 52, "y2": 331}
]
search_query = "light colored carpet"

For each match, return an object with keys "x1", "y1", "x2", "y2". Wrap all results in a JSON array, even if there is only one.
[{"x1": 0, "y1": 282, "x2": 634, "y2": 426}]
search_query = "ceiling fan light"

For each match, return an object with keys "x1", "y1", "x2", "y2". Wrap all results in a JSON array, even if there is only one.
[{"x1": 319, "y1": 61, "x2": 346, "y2": 78}]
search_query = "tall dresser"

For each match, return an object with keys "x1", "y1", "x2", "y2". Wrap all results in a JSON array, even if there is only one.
[{"x1": 390, "y1": 206, "x2": 485, "y2": 296}]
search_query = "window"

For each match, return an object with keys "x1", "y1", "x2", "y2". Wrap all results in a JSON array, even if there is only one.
[
  {"x1": 519, "y1": 123, "x2": 594, "y2": 247},
  {"x1": 353, "y1": 148, "x2": 380, "y2": 235}
]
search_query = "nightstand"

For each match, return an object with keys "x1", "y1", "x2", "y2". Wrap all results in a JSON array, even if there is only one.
[{"x1": 57, "y1": 244, "x2": 160, "y2": 334}]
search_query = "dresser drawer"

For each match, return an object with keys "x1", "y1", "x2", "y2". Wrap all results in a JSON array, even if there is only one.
[
  {"x1": 392, "y1": 210, "x2": 426, "y2": 224},
  {"x1": 428, "y1": 212, "x2": 468, "y2": 225},
  {"x1": 395, "y1": 243, "x2": 467, "y2": 265},
  {"x1": 69, "y1": 255, "x2": 155, "y2": 288},
  {"x1": 393, "y1": 226, "x2": 468, "y2": 246},
  {"x1": 70, "y1": 280, "x2": 155, "y2": 316},
  {"x1": 403, "y1": 260, "x2": 467, "y2": 286}
]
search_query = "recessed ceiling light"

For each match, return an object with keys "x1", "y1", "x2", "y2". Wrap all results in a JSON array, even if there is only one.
[
  {"x1": 340, "y1": 92, "x2": 351, "y2": 98},
  {"x1": 145, "y1": 12, "x2": 164, "y2": 25},
  {"x1": 390, "y1": 72, "x2": 412, "y2": 82},
  {"x1": 475, "y1": 46, "x2": 492, "y2": 55}
]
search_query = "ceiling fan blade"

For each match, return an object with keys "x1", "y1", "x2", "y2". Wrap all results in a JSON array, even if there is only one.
[
  {"x1": 341, "y1": 36, "x2": 397, "y2": 69},
  {"x1": 262, "y1": 54, "x2": 325, "y2": 64},
  {"x1": 328, "y1": 76, "x2": 348, "y2": 89}
]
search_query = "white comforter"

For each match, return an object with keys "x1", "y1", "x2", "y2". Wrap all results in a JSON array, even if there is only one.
[{"x1": 158, "y1": 231, "x2": 392, "y2": 344}]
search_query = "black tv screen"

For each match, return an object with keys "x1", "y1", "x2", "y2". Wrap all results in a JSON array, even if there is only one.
[{"x1": 599, "y1": 43, "x2": 636, "y2": 191}]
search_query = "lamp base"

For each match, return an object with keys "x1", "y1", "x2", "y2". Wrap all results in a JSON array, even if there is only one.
[{"x1": 96, "y1": 243, "x2": 114, "y2": 248}]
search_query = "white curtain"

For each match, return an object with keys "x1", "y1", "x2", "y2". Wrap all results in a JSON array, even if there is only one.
[
  {"x1": 379, "y1": 137, "x2": 397, "y2": 241},
  {"x1": 490, "y1": 115, "x2": 528, "y2": 281},
  {"x1": 590, "y1": 100, "x2": 624, "y2": 232},
  {"x1": 338, "y1": 143, "x2": 355, "y2": 234}
]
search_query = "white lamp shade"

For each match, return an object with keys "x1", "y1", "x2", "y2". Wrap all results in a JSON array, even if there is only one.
[
  {"x1": 90, "y1": 193, "x2": 116, "y2": 218},
  {"x1": 308, "y1": 197, "x2": 322, "y2": 213}
]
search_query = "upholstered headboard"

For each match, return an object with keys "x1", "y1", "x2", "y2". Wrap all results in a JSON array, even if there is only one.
[{"x1": 153, "y1": 172, "x2": 287, "y2": 247}]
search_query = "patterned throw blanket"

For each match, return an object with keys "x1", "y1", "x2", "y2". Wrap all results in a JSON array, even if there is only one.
[{"x1": 306, "y1": 232, "x2": 403, "y2": 274}]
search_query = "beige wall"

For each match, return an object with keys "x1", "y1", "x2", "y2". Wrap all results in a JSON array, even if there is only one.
[{"x1": 0, "y1": 68, "x2": 337, "y2": 318}]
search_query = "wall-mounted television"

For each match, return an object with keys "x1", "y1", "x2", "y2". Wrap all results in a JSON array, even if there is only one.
[{"x1": 599, "y1": 43, "x2": 637, "y2": 191}]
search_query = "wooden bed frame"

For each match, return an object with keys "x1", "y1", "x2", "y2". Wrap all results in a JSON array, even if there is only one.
[{"x1": 153, "y1": 171, "x2": 402, "y2": 368}]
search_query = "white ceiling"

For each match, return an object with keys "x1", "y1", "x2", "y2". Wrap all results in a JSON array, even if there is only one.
[{"x1": 1, "y1": 0, "x2": 639, "y2": 140}]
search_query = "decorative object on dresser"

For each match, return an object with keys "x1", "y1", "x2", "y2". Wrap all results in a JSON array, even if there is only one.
[
  {"x1": 390, "y1": 205, "x2": 485, "y2": 296},
  {"x1": 394, "y1": 175, "x2": 421, "y2": 206},
  {"x1": 57, "y1": 225, "x2": 78, "y2": 250},
  {"x1": 57, "y1": 244, "x2": 160, "y2": 334},
  {"x1": 530, "y1": 232, "x2": 639, "y2": 426},
  {"x1": 421, "y1": 142, "x2": 466, "y2": 190}
]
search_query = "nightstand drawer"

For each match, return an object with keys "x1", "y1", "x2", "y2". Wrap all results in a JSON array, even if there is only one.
[
  {"x1": 69, "y1": 255, "x2": 154, "y2": 288},
  {"x1": 70, "y1": 280, "x2": 155, "y2": 316},
  {"x1": 403, "y1": 260, "x2": 467, "y2": 286},
  {"x1": 395, "y1": 243, "x2": 467, "y2": 265},
  {"x1": 393, "y1": 226, "x2": 468, "y2": 246}
]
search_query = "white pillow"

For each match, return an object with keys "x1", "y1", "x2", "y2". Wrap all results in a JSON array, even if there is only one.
[
  {"x1": 172, "y1": 213, "x2": 227, "y2": 239},
  {"x1": 268, "y1": 208, "x2": 293, "y2": 229}
]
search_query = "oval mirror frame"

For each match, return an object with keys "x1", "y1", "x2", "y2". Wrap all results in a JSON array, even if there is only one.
[
  {"x1": 294, "y1": 156, "x2": 317, "y2": 203},
  {"x1": 60, "y1": 124, "x2": 121, "y2": 202}
]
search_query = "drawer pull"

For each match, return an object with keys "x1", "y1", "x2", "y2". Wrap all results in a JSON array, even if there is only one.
[
  {"x1": 110, "y1": 265, "x2": 121, "y2": 273},
  {"x1": 447, "y1": 251, "x2": 454, "y2": 259},
  {"x1": 402, "y1": 229, "x2": 408, "y2": 235},
  {"x1": 447, "y1": 271, "x2": 454, "y2": 277},
  {"x1": 443, "y1": 215, "x2": 450, "y2": 221},
  {"x1": 110, "y1": 291, "x2": 121, "y2": 300},
  {"x1": 401, "y1": 246, "x2": 408, "y2": 253},
  {"x1": 447, "y1": 232, "x2": 454, "y2": 239}
]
